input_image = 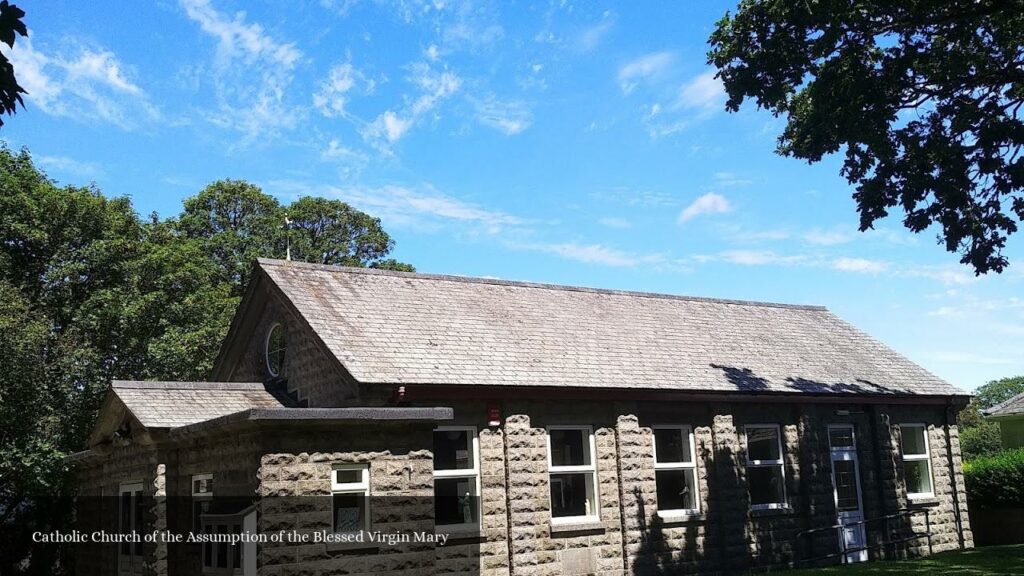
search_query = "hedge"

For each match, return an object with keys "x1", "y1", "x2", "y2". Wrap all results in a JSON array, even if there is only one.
[{"x1": 964, "y1": 447, "x2": 1024, "y2": 508}]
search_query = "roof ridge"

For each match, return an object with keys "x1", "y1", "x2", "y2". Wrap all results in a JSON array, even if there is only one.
[
  {"x1": 112, "y1": 381, "x2": 266, "y2": 391},
  {"x1": 256, "y1": 258, "x2": 828, "y2": 311}
]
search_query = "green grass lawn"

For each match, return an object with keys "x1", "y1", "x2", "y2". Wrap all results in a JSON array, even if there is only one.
[{"x1": 793, "y1": 545, "x2": 1024, "y2": 575}]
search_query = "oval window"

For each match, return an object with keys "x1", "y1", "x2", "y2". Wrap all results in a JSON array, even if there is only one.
[{"x1": 265, "y1": 324, "x2": 286, "y2": 377}]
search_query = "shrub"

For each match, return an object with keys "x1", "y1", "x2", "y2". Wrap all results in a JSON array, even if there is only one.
[
  {"x1": 960, "y1": 419, "x2": 1004, "y2": 461},
  {"x1": 964, "y1": 447, "x2": 1024, "y2": 508}
]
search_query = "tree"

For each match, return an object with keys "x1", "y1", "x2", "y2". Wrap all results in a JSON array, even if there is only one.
[
  {"x1": 176, "y1": 180, "x2": 284, "y2": 294},
  {"x1": 958, "y1": 376, "x2": 1024, "y2": 460},
  {"x1": 0, "y1": 146, "x2": 414, "y2": 573},
  {"x1": 709, "y1": 1, "x2": 1024, "y2": 274},
  {"x1": 0, "y1": 1, "x2": 26, "y2": 127}
]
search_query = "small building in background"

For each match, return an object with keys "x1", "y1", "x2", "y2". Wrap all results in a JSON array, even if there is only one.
[{"x1": 983, "y1": 392, "x2": 1024, "y2": 449}]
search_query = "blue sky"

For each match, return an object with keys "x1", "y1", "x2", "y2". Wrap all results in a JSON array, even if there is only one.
[{"x1": 4, "y1": 0, "x2": 1023, "y2": 390}]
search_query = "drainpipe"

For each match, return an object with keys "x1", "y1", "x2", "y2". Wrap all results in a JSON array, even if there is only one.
[{"x1": 943, "y1": 400, "x2": 965, "y2": 550}]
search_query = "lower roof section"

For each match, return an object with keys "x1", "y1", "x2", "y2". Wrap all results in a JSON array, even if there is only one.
[{"x1": 169, "y1": 406, "x2": 455, "y2": 437}]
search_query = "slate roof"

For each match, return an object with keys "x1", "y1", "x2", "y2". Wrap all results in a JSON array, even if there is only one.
[
  {"x1": 111, "y1": 381, "x2": 289, "y2": 428},
  {"x1": 258, "y1": 259, "x2": 964, "y2": 397},
  {"x1": 983, "y1": 391, "x2": 1024, "y2": 419}
]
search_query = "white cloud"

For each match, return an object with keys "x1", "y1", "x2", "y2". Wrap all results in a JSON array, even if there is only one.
[
  {"x1": 472, "y1": 95, "x2": 532, "y2": 135},
  {"x1": 712, "y1": 171, "x2": 753, "y2": 187},
  {"x1": 617, "y1": 51, "x2": 674, "y2": 94},
  {"x1": 678, "y1": 192, "x2": 731, "y2": 223},
  {"x1": 597, "y1": 217, "x2": 631, "y2": 229},
  {"x1": 716, "y1": 250, "x2": 805, "y2": 266},
  {"x1": 313, "y1": 62, "x2": 375, "y2": 118},
  {"x1": 574, "y1": 11, "x2": 615, "y2": 53},
  {"x1": 37, "y1": 155, "x2": 102, "y2": 178},
  {"x1": 513, "y1": 241, "x2": 663, "y2": 267},
  {"x1": 180, "y1": 0, "x2": 303, "y2": 139},
  {"x1": 4, "y1": 37, "x2": 158, "y2": 130},
  {"x1": 832, "y1": 257, "x2": 888, "y2": 274},
  {"x1": 804, "y1": 228, "x2": 854, "y2": 246},
  {"x1": 362, "y1": 62, "x2": 461, "y2": 149},
  {"x1": 677, "y1": 70, "x2": 724, "y2": 112},
  {"x1": 290, "y1": 182, "x2": 524, "y2": 233}
]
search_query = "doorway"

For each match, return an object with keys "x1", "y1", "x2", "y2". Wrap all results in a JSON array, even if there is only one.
[
  {"x1": 828, "y1": 425, "x2": 867, "y2": 563},
  {"x1": 118, "y1": 483, "x2": 144, "y2": 576}
]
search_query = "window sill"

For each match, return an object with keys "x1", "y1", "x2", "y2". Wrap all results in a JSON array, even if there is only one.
[
  {"x1": 655, "y1": 510, "x2": 704, "y2": 524},
  {"x1": 907, "y1": 495, "x2": 940, "y2": 507},
  {"x1": 750, "y1": 505, "x2": 794, "y2": 518},
  {"x1": 549, "y1": 517, "x2": 604, "y2": 535},
  {"x1": 324, "y1": 540, "x2": 379, "y2": 554},
  {"x1": 435, "y1": 524, "x2": 483, "y2": 542}
]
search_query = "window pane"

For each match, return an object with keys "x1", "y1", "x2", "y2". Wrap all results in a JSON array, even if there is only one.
[
  {"x1": 434, "y1": 477, "x2": 479, "y2": 525},
  {"x1": 434, "y1": 430, "x2": 474, "y2": 470},
  {"x1": 655, "y1": 469, "x2": 696, "y2": 511},
  {"x1": 829, "y1": 427, "x2": 855, "y2": 449},
  {"x1": 748, "y1": 466, "x2": 785, "y2": 506},
  {"x1": 120, "y1": 491, "x2": 131, "y2": 555},
  {"x1": 216, "y1": 525, "x2": 228, "y2": 568},
  {"x1": 904, "y1": 460, "x2": 932, "y2": 495},
  {"x1": 335, "y1": 469, "x2": 362, "y2": 484},
  {"x1": 747, "y1": 428, "x2": 781, "y2": 461},
  {"x1": 133, "y1": 493, "x2": 144, "y2": 555},
  {"x1": 192, "y1": 477, "x2": 213, "y2": 495},
  {"x1": 232, "y1": 525, "x2": 241, "y2": 568},
  {"x1": 654, "y1": 428, "x2": 691, "y2": 464},
  {"x1": 550, "y1": 429, "x2": 589, "y2": 467},
  {"x1": 266, "y1": 325, "x2": 286, "y2": 376},
  {"x1": 901, "y1": 426, "x2": 928, "y2": 456},
  {"x1": 333, "y1": 493, "x2": 366, "y2": 533},
  {"x1": 550, "y1": 472, "x2": 593, "y2": 517},
  {"x1": 833, "y1": 460, "x2": 860, "y2": 511}
]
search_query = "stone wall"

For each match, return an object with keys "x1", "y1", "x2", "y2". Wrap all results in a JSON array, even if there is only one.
[
  {"x1": 255, "y1": 423, "x2": 442, "y2": 576},
  {"x1": 74, "y1": 398, "x2": 973, "y2": 576},
  {"x1": 74, "y1": 438, "x2": 166, "y2": 576}
]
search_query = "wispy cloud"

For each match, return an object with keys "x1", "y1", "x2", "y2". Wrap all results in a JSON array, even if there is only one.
[
  {"x1": 472, "y1": 95, "x2": 532, "y2": 135},
  {"x1": 706, "y1": 250, "x2": 806, "y2": 266},
  {"x1": 573, "y1": 11, "x2": 616, "y2": 53},
  {"x1": 4, "y1": 37, "x2": 158, "y2": 130},
  {"x1": 676, "y1": 70, "x2": 724, "y2": 113},
  {"x1": 270, "y1": 181, "x2": 523, "y2": 234},
  {"x1": 511, "y1": 241, "x2": 663, "y2": 267},
  {"x1": 180, "y1": 0, "x2": 303, "y2": 140},
  {"x1": 37, "y1": 154, "x2": 102, "y2": 178},
  {"x1": 313, "y1": 62, "x2": 375, "y2": 119},
  {"x1": 804, "y1": 228, "x2": 854, "y2": 246},
  {"x1": 617, "y1": 51, "x2": 674, "y2": 94},
  {"x1": 361, "y1": 62, "x2": 461, "y2": 149},
  {"x1": 832, "y1": 257, "x2": 887, "y2": 274},
  {"x1": 678, "y1": 192, "x2": 731, "y2": 223},
  {"x1": 712, "y1": 171, "x2": 753, "y2": 187}
]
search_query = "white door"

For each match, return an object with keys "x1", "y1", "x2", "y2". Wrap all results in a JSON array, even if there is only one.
[
  {"x1": 828, "y1": 426, "x2": 867, "y2": 563},
  {"x1": 118, "y1": 483, "x2": 144, "y2": 576}
]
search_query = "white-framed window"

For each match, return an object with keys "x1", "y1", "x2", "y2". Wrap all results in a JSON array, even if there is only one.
[
  {"x1": 744, "y1": 424, "x2": 787, "y2": 510},
  {"x1": 331, "y1": 464, "x2": 370, "y2": 533},
  {"x1": 192, "y1": 474, "x2": 214, "y2": 533},
  {"x1": 899, "y1": 424, "x2": 934, "y2": 498},
  {"x1": 433, "y1": 426, "x2": 481, "y2": 529},
  {"x1": 546, "y1": 426, "x2": 599, "y2": 523},
  {"x1": 265, "y1": 323, "x2": 286, "y2": 377},
  {"x1": 652, "y1": 425, "x2": 700, "y2": 516}
]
